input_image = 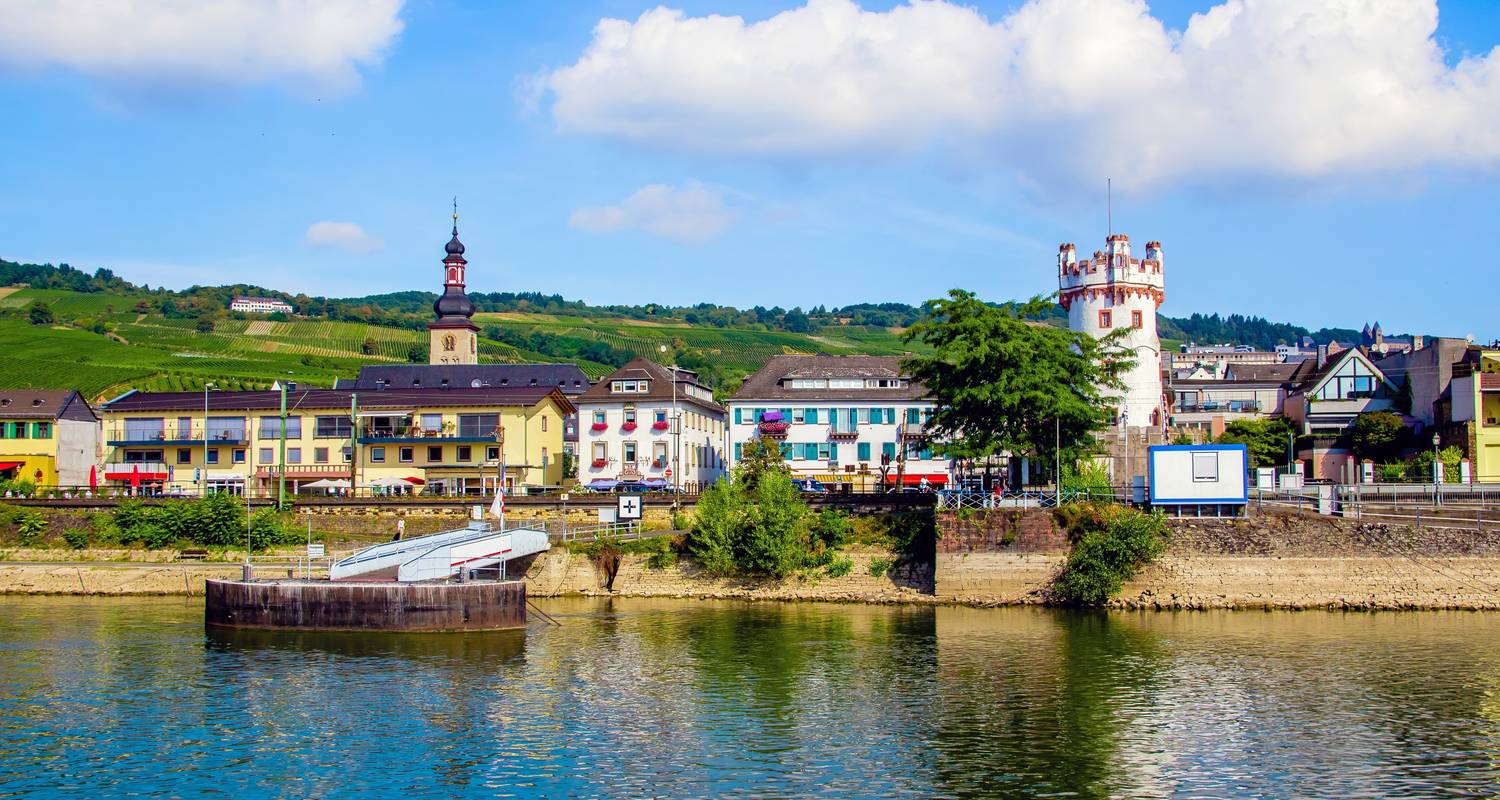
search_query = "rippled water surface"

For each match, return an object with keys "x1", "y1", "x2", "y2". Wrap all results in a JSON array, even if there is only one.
[{"x1": 3, "y1": 598, "x2": 1500, "y2": 798}]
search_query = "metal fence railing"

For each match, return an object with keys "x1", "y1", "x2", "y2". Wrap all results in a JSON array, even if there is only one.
[{"x1": 936, "y1": 487, "x2": 1135, "y2": 510}]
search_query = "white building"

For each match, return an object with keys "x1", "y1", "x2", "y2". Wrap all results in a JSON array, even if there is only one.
[
  {"x1": 1058, "y1": 234, "x2": 1165, "y2": 429},
  {"x1": 726, "y1": 355, "x2": 951, "y2": 491},
  {"x1": 229, "y1": 296, "x2": 294, "y2": 315},
  {"x1": 573, "y1": 358, "x2": 727, "y2": 492}
]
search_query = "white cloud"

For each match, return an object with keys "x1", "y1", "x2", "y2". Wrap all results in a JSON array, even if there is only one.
[
  {"x1": 0, "y1": 0, "x2": 404, "y2": 96},
  {"x1": 544, "y1": 0, "x2": 1500, "y2": 188},
  {"x1": 569, "y1": 182, "x2": 736, "y2": 242},
  {"x1": 305, "y1": 221, "x2": 383, "y2": 253}
]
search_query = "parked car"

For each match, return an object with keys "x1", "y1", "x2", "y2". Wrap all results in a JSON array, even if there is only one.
[{"x1": 791, "y1": 478, "x2": 828, "y2": 494}]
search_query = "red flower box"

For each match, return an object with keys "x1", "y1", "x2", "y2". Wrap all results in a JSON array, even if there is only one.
[
  {"x1": 590, "y1": 422, "x2": 608, "y2": 432},
  {"x1": 652, "y1": 420, "x2": 670, "y2": 431},
  {"x1": 591, "y1": 458, "x2": 608, "y2": 468},
  {"x1": 622, "y1": 422, "x2": 638, "y2": 432}
]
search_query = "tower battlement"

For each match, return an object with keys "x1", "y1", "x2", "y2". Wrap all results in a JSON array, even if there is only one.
[
  {"x1": 1055, "y1": 232, "x2": 1165, "y2": 429},
  {"x1": 1058, "y1": 234, "x2": 1164, "y2": 305}
]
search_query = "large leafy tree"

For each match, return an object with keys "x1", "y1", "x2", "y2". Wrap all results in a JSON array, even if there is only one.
[
  {"x1": 1349, "y1": 411, "x2": 1406, "y2": 462},
  {"x1": 1217, "y1": 417, "x2": 1296, "y2": 467},
  {"x1": 902, "y1": 291, "x2": 1132, "y2": 472}
]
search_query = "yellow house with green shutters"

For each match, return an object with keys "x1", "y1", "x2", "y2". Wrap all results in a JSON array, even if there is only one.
[
  {"x1": 0, "y1": 390, "x2": 100, "y2": 489},
  {"x1": 1450, "y1": 349, "x2": 1500, "y2": 483},
  {"x1": 100, "y1": 386, "x2": 573, "y2": 496}
]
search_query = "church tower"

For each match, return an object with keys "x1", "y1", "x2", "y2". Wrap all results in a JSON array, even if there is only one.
[
  {"x1": 429, "y1": 204, "x2": 479, "y2": 365},
  {"x1": 1057, "y1": 234, "x2": 1165, "y2": 429}
]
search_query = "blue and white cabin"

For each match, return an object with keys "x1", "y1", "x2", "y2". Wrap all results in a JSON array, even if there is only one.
[{"x1": 1147, "y1": 444, "x2": 1249, "y2": 517}]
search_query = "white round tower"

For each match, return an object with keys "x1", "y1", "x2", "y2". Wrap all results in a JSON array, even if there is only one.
[{"x1": 1058, "y1": 234, "x2": 1164, "y2": 428}]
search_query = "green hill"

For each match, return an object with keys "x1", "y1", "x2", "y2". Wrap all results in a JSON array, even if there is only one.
[{"x1": 0, "y1": 286, "x2": 920, "y2": 401}]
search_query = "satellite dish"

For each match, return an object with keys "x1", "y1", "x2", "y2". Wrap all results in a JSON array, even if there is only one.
[{"x1": 471, "y1": 378, "x2": 483, "y2": 388}]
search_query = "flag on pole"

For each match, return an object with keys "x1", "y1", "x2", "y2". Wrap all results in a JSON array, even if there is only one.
[
  {"x1": 489, "y1": 458, "x2": 507, "y2": 526},
  {"x1": 489, "y1": 486, "x2": 505, "y2": 520}
]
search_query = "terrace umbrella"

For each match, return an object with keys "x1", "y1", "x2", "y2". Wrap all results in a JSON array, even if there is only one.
[
  {"x1": 129, "y1": 464, "x2": 141, "y2": 490},
  {"x1": 88, "y1": 465, "x2": 98, "y2": 492}
]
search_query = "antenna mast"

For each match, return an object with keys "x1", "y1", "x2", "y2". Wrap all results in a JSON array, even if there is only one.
[{"x1": 1107, "y1": 177, "x2": 1112, "y2": 236}]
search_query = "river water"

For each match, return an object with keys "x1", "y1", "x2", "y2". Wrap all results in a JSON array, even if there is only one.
[{"x1": 3, "y1": 597, "x2": 1500, "y2": 798}]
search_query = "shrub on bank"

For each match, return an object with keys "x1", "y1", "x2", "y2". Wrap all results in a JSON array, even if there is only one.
[
  {"x1": 63, "y1": 527, "x2": 89, "y2": 550},
  {"x1": 112, "y1": 495, "x2": 300, "y2": 551},
  {"x1": 14, "y1": 509, "x2": 46, "y2": 546},
  {"x1": 1052, "y1": 507, "x2": 1168, "y2": 606},
  {"x1": 688, "y1": 474, "x2": 863, "y2": 580}
]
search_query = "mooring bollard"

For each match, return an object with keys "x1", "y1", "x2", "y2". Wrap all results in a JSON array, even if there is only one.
[{"x1": 242, "y1": 563, "x2": 253, "y2": 581}]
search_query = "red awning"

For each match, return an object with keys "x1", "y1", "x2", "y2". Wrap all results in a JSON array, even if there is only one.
[
  {"x1": 884, "y1": 473, "x2": 949, "y2": 485},
  {"x1": 402, "y1": 477, "x2": 427, "y2": 485},
  {"x1": 0, "y1": 461, "x2": 24, "y2": 471},
  {"x1": 104, "y1": 469, "x2": 168, "y2": 481}
]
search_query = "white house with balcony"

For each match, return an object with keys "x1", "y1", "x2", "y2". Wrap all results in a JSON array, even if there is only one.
[
  {"x1": 229, "y1": 295, "x2": 294, "y2": 315},
  {"x1": 573, "y1": 358, "x2": 727, "y2": 492},
  {"x1": 726, "y1": 355, "x2": 950, "y2": 491}
]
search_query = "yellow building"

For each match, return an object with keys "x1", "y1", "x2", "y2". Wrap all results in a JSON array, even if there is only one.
[
  {"x1": 1451, "y1": 349, "x2": 1500, "y2": 483},
  {"x1": 100, "y1": 386, "x2": 573, "y2": 496},
  {"x1": 0, "y1": 390, "x2": 100, "y2": 489}
]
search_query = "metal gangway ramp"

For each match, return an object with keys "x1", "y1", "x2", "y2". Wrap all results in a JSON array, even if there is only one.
[{"x1": 329, "y1": 521, "x2": 551, "y2": 583}]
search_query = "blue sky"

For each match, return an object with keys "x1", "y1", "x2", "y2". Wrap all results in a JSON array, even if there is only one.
[{"x1": 1, "y1": 0, "x2": 1497, "y2": 341}]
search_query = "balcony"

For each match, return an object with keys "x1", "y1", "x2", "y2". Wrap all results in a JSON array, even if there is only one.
[
  {"x1": 107, "y1": 426, "x2": 247, "y2": 446},
  {"x1": 829, "y1": 427, "x2": 860, "y2": 441},
  {"x1": 102, "y1": 462, "x2": 171, "y2": 481},
  {"x1": 1174, "y1": 401, "x2": 1262, "y2": 414},
  {"x1": 357, "y1": 423, "x2": 496, "y2": 444},
  {"x1": 758, "y1": 421, "x2": 790, "y2": 439}
]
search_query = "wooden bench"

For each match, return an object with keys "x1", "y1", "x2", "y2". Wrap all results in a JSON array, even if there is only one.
[{"x1": 178, "y1": 549, "x2": 209, "y2": 561}]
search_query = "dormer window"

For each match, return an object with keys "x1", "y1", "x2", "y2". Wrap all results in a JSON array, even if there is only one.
[{"x1": 610, "y1": 380, "x2": 649, "y2": 393}]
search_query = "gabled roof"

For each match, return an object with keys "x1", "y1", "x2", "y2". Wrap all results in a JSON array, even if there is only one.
[
  {"x1": 576, "y1": 357, "x2": 722, "y2": 412},
  {"x1": 0, "y1": 389, "x2": 96, "y2": 421},
  {"x1": 348, "y1": 363, "x2": 591, "y2": 394},
  {"x1": 730, "y1": 355, "x2": 928, "y2": 401},
  {"x1": 1291, "y1": 347, "x2": 1394, "y2": 395},
  {"x1": 1223, "y1": 362, "x2": 1303, "y2": 383}
]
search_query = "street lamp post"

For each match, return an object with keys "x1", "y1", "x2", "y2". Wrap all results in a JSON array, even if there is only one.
[
  {"x1": 1432, "y1": 431, "x2": 1442, "y2": 485},
  {"x1": 201, "y1": 382, "x2": 215, "y2": 497}
]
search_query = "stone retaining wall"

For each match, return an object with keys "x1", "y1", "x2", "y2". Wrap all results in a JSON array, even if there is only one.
[
  {"x1": 936, "y1": 509, "x2": 1067, "y2": 554},
  {"x1": 524, "y1": 547, "x2": 933, "y2": 603}
]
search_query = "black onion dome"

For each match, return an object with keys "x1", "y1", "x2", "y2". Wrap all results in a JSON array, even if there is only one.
[
  {"x1": 433, "y1": 288, "x2": 474, "y2": 320},
  {"x1": 445, "y1": 227, "x2": 466, "y2": 257}
]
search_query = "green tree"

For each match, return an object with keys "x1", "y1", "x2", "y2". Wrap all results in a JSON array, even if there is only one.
[
  {"x1": 195, "y1": 315, "x2": 215, "y2": 333},
  {"x1": 1349, "y1": 411, "x2": 1406, "y2": 462},
  {"x1": 1217, "y1": 417, "x2": 1296, "y2": 467},
  {"x1": 902, "y1": 291, "x2": 1131, "y2": 472},
  {"x1": 741, "y1": 475, "x2": 809, "y2": 578},
  {"x1": 26, "y1": 302, "x2": 53, "y2": 325},
  {"x1": 406, "y1": 343, "x2": 426, "y2": 363},
  {"x1": 734, "y1": 435, "x2": 790, "y2": 492},
  {"x1": 361, "y1": 337, "x2": 377, "y2": 355}
]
